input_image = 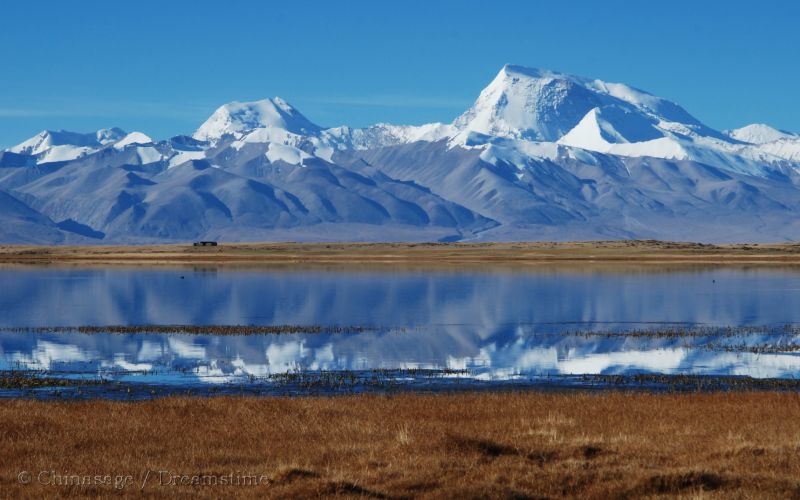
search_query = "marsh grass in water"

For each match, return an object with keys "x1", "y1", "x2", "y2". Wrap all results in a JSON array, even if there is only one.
[
  {"x1": 579, "y1": 374, "x2": 800, "y2": 391},
  {"x1": 0, "y1": 371, "x2": 147, "y2": 401},
  {"x1": 566, "y1": 324, "x2": 800, "y2": 354},
  {"x1": 7, "y1": 368, "x2": 800, "y2": 400},
  {"x1": 0, "y1": 324, "x2": 398, "y2": 335},
  {"x1": 0, "y1": 370, "x2": 108, "y2": 389},
  {"x1": 268, "y1": 368, "x2": 471, "y2": 391},
  {"x1": 4, "y1": 323, "x2": 800, "y2": 338},
  {"x1": 569, "y1": 324, "x2": 800, "y2": 338}
]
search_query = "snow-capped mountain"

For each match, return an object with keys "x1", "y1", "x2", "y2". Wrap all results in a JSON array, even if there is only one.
[
  {"x1": 723, "y1": 124, "x2": 800, "y2": 163},
  {"x1": 2, "y1": 64, "x2": 800, "y2": 244},
  {"x1": 8, "y1": 128, "x2": 127, "y2": 163},
  {"x1": 193, "y1": 97, "x2": 322, "y2": 142},
  {"x1": 191, "y1": 97, "x2": 454, "y2": 163},
  {"x1": 452, "y1": 65, "x2": 714, "y2": 142},
  {"x1": 447, "y1": 65, "x2": 800, "y2": 177},
  {"x1": 726, "y1": 124, "x2": 798, "y2": 145}
]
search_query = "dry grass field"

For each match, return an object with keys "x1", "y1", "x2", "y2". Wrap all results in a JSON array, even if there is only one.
[
  {"x1": 3, "y1": 240, "x2": 800, "y2": 266},
  {"x1": 2, "y1": 391, "x2": 800, "y2": 498}
]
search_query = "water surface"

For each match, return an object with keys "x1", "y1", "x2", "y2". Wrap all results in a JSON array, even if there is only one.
[{"x1": 2, "y1": 265, "x2": 800, "y2": 398}]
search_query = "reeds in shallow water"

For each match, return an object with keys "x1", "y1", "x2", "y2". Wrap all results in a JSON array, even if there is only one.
[{"x1": 0, "y1": 324, "x2": 396, "y2": 336}]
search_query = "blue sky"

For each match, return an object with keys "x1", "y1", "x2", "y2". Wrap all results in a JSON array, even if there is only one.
[{"x1": 1, "y1": 0, "x2": 798, "y2": 148}]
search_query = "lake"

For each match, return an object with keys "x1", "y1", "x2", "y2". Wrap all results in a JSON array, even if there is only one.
[{"x1": 2, "y1": 265, "x2": 800, "y2": 398}]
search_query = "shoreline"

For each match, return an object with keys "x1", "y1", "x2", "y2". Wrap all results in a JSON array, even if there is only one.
[
  {"x1": 3, "y1": 391, "x2": 799, "y2": 498},
  {"x1": 3, "y1": 240, "x2": 800, "y2": 266}
]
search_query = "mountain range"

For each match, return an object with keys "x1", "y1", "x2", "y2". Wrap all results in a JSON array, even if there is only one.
[{"x1": 2, "y1": 64, "x2": 800, "y2": 244}]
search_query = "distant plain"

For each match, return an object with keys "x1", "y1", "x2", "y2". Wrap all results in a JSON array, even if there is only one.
[{"x1": 4, "y1": 240, "x2": 800, "y2": 266}]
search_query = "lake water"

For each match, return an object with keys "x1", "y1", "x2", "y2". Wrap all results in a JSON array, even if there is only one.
[{"x1": 2, "y1": 265, "x2": 800, "y2": 398}]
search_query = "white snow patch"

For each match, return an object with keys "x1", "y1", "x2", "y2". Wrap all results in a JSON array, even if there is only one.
[
  {"x1": 114, "y1": 131, "x2": 153, "y2": 149},
  {"x1": 39, "y1": 145, "x2": 94, "y2": 163},
  {"x1": 266, "y1": 143, "x2": 310, "y2": 165}
]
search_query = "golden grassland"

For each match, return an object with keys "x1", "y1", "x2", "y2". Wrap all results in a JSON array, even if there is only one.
[
  {"x1": 2, "y1": 392, "x2": 800, "y2": 498},
  {"x1": 3, "y1": 240, "x2": 800, "y2": 266}
]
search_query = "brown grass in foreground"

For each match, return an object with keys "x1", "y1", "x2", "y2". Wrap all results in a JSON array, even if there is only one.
[{"x1": 2, "y1": 392, "x2": 800, "y2": 498}]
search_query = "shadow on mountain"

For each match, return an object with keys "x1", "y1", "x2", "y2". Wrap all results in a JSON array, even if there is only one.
[{"x1": 56, "y1": 219, "x2": 105, "y2": 239}]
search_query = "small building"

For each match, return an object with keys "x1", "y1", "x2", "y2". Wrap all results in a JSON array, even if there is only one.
[{"x1": 193, "y1": 241, "x2": 218, "y2": 247}]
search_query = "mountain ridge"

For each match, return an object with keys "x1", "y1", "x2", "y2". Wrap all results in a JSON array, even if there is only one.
[{"x1": 2, "y1": 65, "x2": 800, "y2": 244}]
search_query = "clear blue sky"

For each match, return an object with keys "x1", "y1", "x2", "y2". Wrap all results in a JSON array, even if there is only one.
[{"x1": 1, "y1": 0, "x2": 798, "y2": 148}]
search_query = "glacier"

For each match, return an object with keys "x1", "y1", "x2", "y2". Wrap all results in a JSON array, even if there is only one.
[{"x1": 2, "y1": 64, "x2": 800, "y2": 244}]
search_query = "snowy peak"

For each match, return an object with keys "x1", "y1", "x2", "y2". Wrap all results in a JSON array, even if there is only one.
[
  {"x1": 7, "y1": 128, "x2": 127, "y2": 163},
  {"x1": 193, "y1": 97, "x2": 322, "y2": 141},
  {"x1": 113, "y1": 131, "x2": 153, "y2": 149},
  {"x1": 321, "y1": 122, "x2": 454, "y2": 152},
  {"x1": 726, "y1": 123, "x2": 798, "y2": 144},
  {"x1": 96, "y1": 127, "x2": 128, "y2": 144},
  {"x1": 452, "y1": 64, "x2": 713, "y2": 143},
  {"x1": 453, "y1": 65, "x2": 603, "y2": 141},
  {"x1": 9, "y1": 128, "x2": 126, "y2": 155}
]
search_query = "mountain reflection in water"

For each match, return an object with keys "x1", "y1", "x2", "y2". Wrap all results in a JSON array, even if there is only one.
[{"x1": 2, "y1": 266, "x2": 800, "y2": 396}]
